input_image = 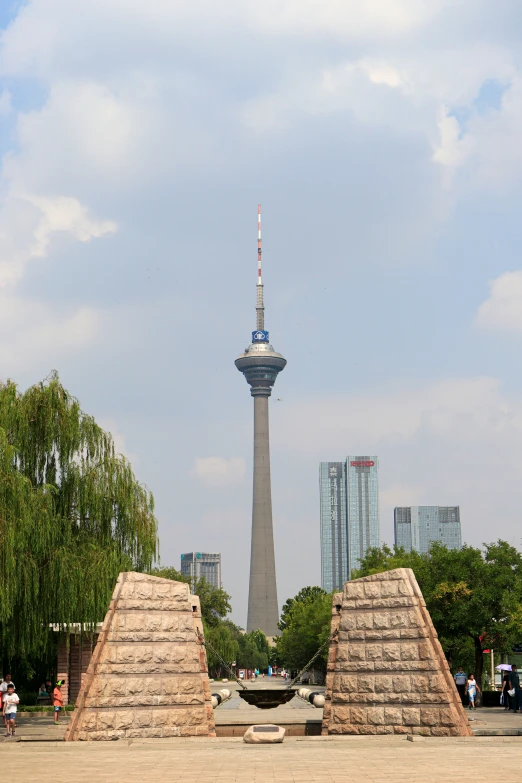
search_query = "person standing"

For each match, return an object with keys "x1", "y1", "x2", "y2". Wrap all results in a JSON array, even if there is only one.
[
  {"x1": 454, "y1": 667, "x2": 467, "y2": 704},
  {"x1": 502, "y1": 671, "x2": 513, "y2": 710},
  {"x1": 0, "y1": 675, "x2": 15, "y2": 728},
  {"x1": 2, "y1": 683, "x2": 19, "y2": 738},
  {"x1": 466, "y1": 673, "x2": 480, "y2": 710},
  {"x1": 52, "y1": 680, "x2": 65, "y2": 724},
  {"x1": 510, "y1": 664, "x2": 520, "y2": 713}
]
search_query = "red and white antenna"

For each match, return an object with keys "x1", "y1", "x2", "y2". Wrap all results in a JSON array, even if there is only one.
[{"x1": 256, "y1": 204, "x2": 264, "y2": 330}]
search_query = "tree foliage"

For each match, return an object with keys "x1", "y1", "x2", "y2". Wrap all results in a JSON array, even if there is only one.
[
  {"x1": 236, "y1": 629, "x2": 269, "y2": 671},
  {"x1": 276, "y1": 588, "x2": 332, "y2": 674},
  {"x1": 0, "y1": 374, "x2": 158, "y2": 660},
  {"x1": 278, "y1": 586, "x2": 327, "y2": 632},
  {"x1": 354, "y1": 541, "x2": 522, "y2": 688}
]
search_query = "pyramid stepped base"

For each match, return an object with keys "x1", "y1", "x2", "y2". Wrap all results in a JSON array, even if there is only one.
[
  {"x1": 65, "y1": 572, "x2": 216, "y2": 741},
  {"x1": 322, "y1": 568, "x2": 473, "y2": 738}
]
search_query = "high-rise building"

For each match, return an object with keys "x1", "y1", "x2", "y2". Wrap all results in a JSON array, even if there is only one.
[
  {"x1": 346, "y1": 457, "x2": 380, "y2": 574},
  {"x1": 394, "y1": 506, "x2": 462, "y2": 553},
  {"x1": 319, "y1": 462, "x2": 348, "y2": 592},
  {"x1": 235, "y1": 206, "x2": 286, "y2": 636},
  {"x1": 180, "y1": 552, "x2": 222, "y2": 591},
  {"x1": 319, "y1": 456, "x2": 380, "y2": 589}
]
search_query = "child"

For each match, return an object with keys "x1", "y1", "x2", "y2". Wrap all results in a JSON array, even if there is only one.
[
  {"x1": 3, "y1": 683, "x2": 19, "y2": 737},
  {"x1": 467, "y1": 673, "x2": 480, "y2": 710},
  {"x1": 53, "y1": 679, "x2": 65, "y2": 723}
]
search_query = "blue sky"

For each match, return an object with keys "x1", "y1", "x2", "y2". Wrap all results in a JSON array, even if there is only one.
[{"x1": 1, "y1": 0, "x2": 522, "y2": 626}]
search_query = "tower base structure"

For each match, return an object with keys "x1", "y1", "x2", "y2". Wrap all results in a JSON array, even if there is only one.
[
  {"x1": 65, "y1": 572, "x2": 215, "y2": 741},
  {"x1": 322, "y1": 568, "x2": 472, "y2": 737}
]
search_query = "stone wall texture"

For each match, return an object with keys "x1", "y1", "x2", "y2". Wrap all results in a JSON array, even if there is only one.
[
  {"x1": 65, "y1": 572, "x2": 216, "y2": 741},
  {"x1": 322, "y1": 568, "x2": 473, "y2": 737}
]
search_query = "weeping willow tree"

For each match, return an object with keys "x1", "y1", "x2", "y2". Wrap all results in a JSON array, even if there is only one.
[{"x1": 0, "y1": 373, "x2": 158, "y2": 660}]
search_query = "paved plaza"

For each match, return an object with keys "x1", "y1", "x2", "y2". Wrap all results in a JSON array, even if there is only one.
[
  {"x1": 4, "y1": 732, "x2": 522, "y2": 783},
  {"x1": 6, "y1": 685, "x2": 522, "y2": 782}
]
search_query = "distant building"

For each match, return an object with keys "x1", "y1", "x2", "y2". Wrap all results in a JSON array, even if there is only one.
[
  {"x1": 319, "y1": 462, "x2": 348, "y2": 592},
  {"x1": 394, "y1": 506, "x2": 462, "y2": 554},
  {"x1": 180, "y1": 552, "x2": 222, "y2": 590},
  {"x1": 319, "y1": 457, "x2": 380, "y2": 590},
  {"x1": 346, "y1": 457, "x2": 380, "y2": 574}
]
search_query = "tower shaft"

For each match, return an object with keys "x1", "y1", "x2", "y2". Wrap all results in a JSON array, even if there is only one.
[{"x1": 247, "y1": 393, "x2": 278, "y2": 634}]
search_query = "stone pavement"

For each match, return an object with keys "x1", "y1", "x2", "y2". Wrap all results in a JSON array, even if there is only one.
[{"x1": 4, "y1": 732, "x2": 522, "y2": 783}]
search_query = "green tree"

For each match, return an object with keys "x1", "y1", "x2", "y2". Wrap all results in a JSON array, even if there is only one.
[
  {"x1": 278, "y1": 586, "x2": 327, "y2": 632},
  {"x1": 0, "y1": 374, "x2": 158, "y2": 662},
  {"x1": 205, "y1": 622, "x2": 239, "y2": 678},
  {"x1": 355, "y1": 541, "x2": 522, "y2": 689},
  {"x1": 148, "y1": 566, "x2": 189, "y2": 584},
  {"x1": 237, "y1": 630, "x2": 269, "y2": 671},
  {"x1": 276, "y1": 590, "x2": 332, "y2": 674}
]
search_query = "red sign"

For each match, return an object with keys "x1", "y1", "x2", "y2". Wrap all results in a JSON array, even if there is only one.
[{"x1": 350, "y1": 461, "x2": 375, "y2": 467}]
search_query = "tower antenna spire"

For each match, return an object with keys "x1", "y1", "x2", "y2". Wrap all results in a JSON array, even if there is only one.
[{"x1": 256, "y1": 204, "x2": 264, "y2": 330}]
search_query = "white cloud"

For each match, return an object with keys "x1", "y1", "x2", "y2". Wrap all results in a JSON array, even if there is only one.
[
  {"x1": 475, "y1": 271, "x2": 522, "y2": 334},
  {"x1": 0, "y1": 293, "x2": 100, "y2": 372},
  {"x1": 193, "y1": 457, "x2": 246, "y2": 486},
  {"x1": 250, "y1": 0, "x2": 451, "y2": 38},
  {"x1": 0, "y1": 89, "x2": 11, "y2": 115},
  {"x1": 0, "y1": 189, "x2": 116, "y2": 285},
  {"x1": 276, "y1": 376, "x2": 511, "y2": 452}
]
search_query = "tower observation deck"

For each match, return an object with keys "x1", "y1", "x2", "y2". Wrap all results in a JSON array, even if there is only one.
[{"x1": 235, "y1": 206, "x2": 286, "y2": 636}]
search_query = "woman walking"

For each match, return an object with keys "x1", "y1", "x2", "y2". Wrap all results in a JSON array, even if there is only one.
[
  {"x1": 467, "y1": 674, "x2": 480, "y2": 710},
  {"x1": 502, "y1": 672, "x2": 512, "y2": 711}
]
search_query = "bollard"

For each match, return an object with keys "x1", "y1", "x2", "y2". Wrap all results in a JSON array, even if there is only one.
[
  {"x1": 308, "y1": 692, "x2": 319, "y2": 704},
  {"x1": 313, "y1": 694, "x2": 325, "y2": 708},
  {"x1": 211, "y1": 696, "x2": 218, "y2": 709}
]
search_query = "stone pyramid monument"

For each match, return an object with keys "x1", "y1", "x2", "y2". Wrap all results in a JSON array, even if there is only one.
[
  {"x1": 322, "y1": 568, "x2": 473, "y2": 737},
  {"x1": 65, "y1": 572, "x2": 216, "y2": 740}
]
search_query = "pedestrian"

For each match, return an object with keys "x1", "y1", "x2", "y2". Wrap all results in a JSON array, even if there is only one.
[
  {"x1": 0, "y1": 674, "x2": 15, "y2": 729},
  {"x1": 454, "y1": 666, "x2": 467, "y2": 704},
  {"x1": 502, "y1": 671, "x2": 513, "y2": 711},
  {"x1": 510, "y1": 664, "x2": 520, "y2": 713},
  {"x1": 53, "y1": 679, "x2": 65, "y2": 723},
  {"x1": 466, "y1": 674, "x2": 480, "y2": 710},
  {"x1": 2, "y1": 683, "x2": 19, "y2": 738}
]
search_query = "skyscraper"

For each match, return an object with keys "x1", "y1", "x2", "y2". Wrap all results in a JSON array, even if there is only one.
[
  {"x1": 180, "y1": 552, "x2": 222, "y2": 591},
  {"x1": 394, "y1": 506, "x2": 462, "y2": 553},
  {"x1": 235, "y1": 206, "x2": 286, "y2": 636},
  {"x1": 319, "y1": 462, "x2": 348, "y2": 592},
  {"x1": 346, "y1": 456, "x2": 380, "y2": 574},
  {"x1": 319, "y1": 456, "x2": 380, "y2": 589}
]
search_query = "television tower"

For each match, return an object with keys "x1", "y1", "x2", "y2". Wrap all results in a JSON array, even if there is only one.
[{"x1": 235, "y1": 206, "x2": 286, "y2": 636}]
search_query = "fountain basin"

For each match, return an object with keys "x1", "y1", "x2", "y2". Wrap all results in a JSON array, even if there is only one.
[{"x1": 238, "y1": 689, "x2": 297, "y2": 709}]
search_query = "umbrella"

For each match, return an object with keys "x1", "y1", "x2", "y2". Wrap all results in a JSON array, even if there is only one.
[{"x1": 496, "y1": 664, "x2": 512, "y2": 671}]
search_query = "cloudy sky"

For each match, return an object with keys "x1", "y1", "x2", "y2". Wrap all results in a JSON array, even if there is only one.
[{"x1": 1, "y1": 0, "x2": 522, "y2": 625}]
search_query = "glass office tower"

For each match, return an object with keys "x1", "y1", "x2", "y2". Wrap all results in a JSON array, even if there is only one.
[
  {"x1": 346, "y1": 457, "x2": 380, "y2": 574},
  {"x1": 319, "y1": 457, "x2": 380, "y2": 589},
  {"x1": 180, "y1": 552, "x2": 222, "y2": 591},
  {"x1": 319, "y1": 462, "x2": 348, "y2": 592},
  {"x1": 394, "y1": 506, "x2": 461, "y2": 553}
]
